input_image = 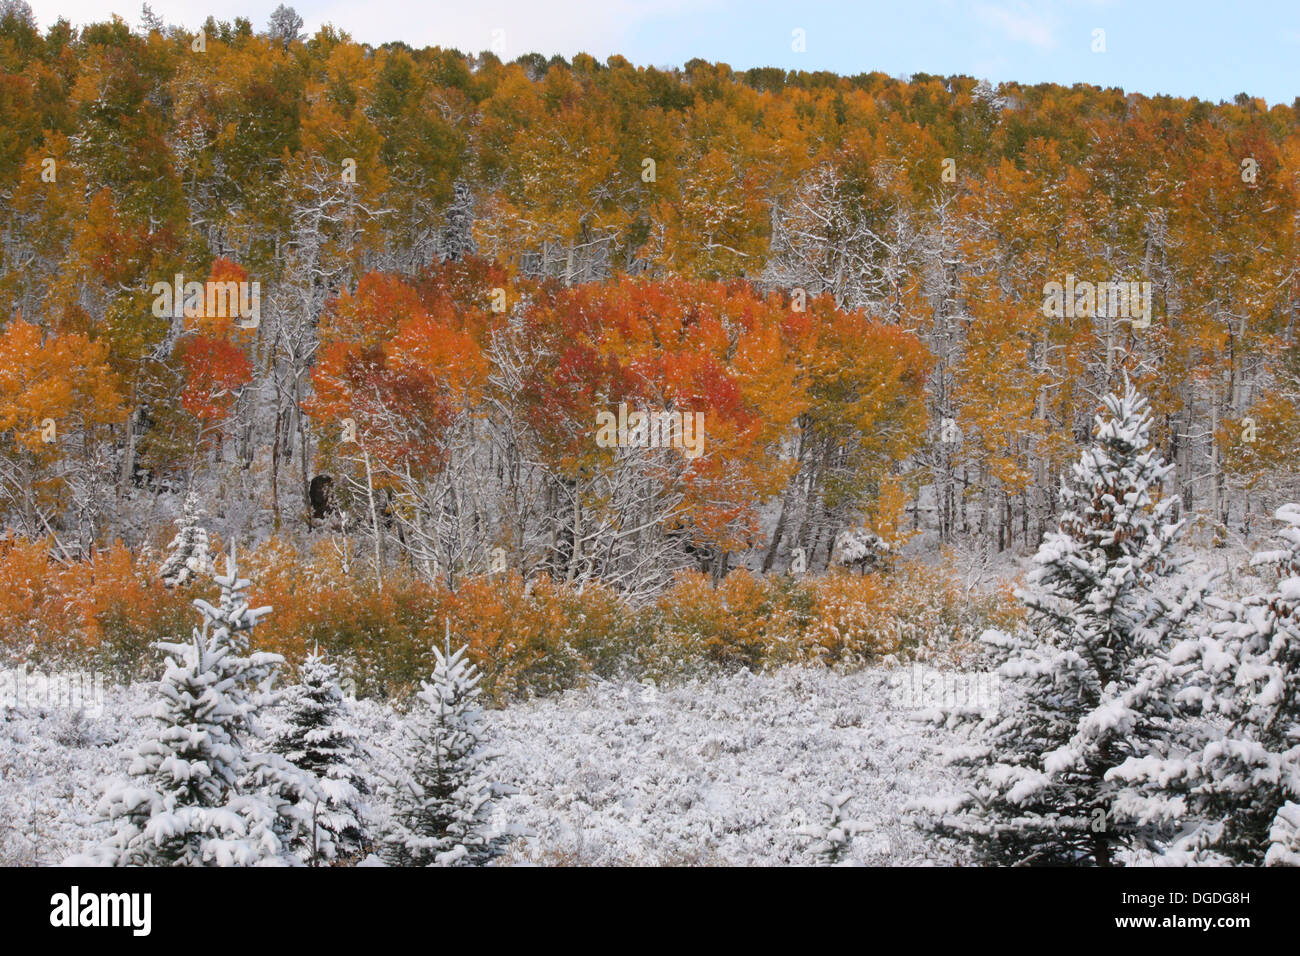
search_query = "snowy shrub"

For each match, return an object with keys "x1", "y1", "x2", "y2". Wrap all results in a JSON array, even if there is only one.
[
  {"x1": 7, "y1": 664, "x2": 955, "y2": 867},
  {"x1": 831, "y1": 528, "x2": 891, "y2": 573},
  {"x1": 804, "y1": 559, "x2": 1020, "y2": 667}
]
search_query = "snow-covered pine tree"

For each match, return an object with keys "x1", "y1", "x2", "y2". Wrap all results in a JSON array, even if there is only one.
[
  {"x1": 1112, "y1": 503, "x2": 1300, "y2": 865},
  {"x1": 159, "y1": 488, "x2": 213, "y2": 588},
  {"x1": 914, "y1": 382, "x2": 1207, "y2": 865},
  {"x1": 74, "y1": 546, "x2": 312, "y2": 866},
  {"x1": 797, "y1": 791, "x2": 866, "y2": 864},
  {"x1": 197, "y1": 542, "x2": 269, "y2": 652},
  {"x1": 438, "y1": 179, "x2": 478, "y2": 261},
  {"x1": 381, "y1": 642, "x2": 503, "y2": 867},
  {"x1": 205, "y1": 545, "x2": 323, "y2": 861},
  {"x1": 1268, "y1": 803, "x2": 1300, "y2": 866},
  {"x1": 272, "y1": 651, "x2": 372, "y2": 864}
]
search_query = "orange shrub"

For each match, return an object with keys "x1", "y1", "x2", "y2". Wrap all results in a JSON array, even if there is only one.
[
  {"x1": 242, "y1": 536, "x2": 446, "y2": 699},
  {"x1": 0, "y1": 536, "x2": 79, "y2": 662},
  {"x1": 445, "y1": 574, "x2": 588, "y2": 700},
  {"x1": 0, "y1": 536, "x2": 191, "y2": 676},
  {"x1": 805, "y1": 557, "x2": 1022, "y2": 666},
  {"x1": 0, "y1": 534, "x2": 1021, "y2": 700},
  {"x1": 803, "y1": 570, "x2": 897, "y2": 664},
  {"x1": 242, "y1": 543, "x2": 638, "y2": 703},
  {"x1": 653, "y1": 569, "x2": 813, "y2": 671}
]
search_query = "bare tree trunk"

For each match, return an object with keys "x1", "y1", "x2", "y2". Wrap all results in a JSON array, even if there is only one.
[
  {"x1": 363, "y1": 450, "x2": 383, "y2": 589},
  {"x1": 271, "y1": 397, "x2": 282, "y2": 530},
  {"x1": 762, "y1": 493, "x2": 791, "y2": 573},
  {"x1": 298, "y1": 374, "x2": 312, "y2": 525}
]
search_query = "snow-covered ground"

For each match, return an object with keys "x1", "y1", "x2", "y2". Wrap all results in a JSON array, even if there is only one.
[{"x1": 1, "y1": 666, "x2": 963, "y2": 866}]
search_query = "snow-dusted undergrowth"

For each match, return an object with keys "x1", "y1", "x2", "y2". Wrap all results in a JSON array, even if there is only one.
[{"x1": 1, "y1": 665, "x2": 961, "y2": 866}]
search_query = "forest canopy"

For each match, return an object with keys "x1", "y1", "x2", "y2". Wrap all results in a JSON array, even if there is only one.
[{"x1": 1, "y1": 4, "x2": 1297, "y2": 584}]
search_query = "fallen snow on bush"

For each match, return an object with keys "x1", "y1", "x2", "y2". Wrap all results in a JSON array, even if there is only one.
[{"x1": 2, "y1": 666, "x2": 961, "y2": 866}]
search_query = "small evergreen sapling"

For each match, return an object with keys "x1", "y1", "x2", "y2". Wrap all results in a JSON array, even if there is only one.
[
  {"x1": 159, "y1": 489, "x2": 213, "y2": 588},
  {"x1": 273, "y1": 651, "x2": 372, "y2": 863},
  {"x1": 798, "y1": 791, "x2": 867, "y2": 864},
  {"x1": 382, "y1": 640, "x2": 503, "y2": 866},
  {"x1": 73, "y1": 545, "x2": 313, "y2": 866},
  {"x1": 75, "y1": 548, "x2": 288, "y2": 864}
]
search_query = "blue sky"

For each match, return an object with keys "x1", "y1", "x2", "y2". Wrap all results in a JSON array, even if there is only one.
[{"x1": 28, "y1": 0, "x2": 1300, "y2": 105}]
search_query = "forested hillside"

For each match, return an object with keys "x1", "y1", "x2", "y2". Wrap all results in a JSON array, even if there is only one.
[
  {"x1": 2, "y1": 3, "x2": 1298, "y2": 631},
  {"x1": 6, "y1": 1, "x2": 1300, "y2": 878}
]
